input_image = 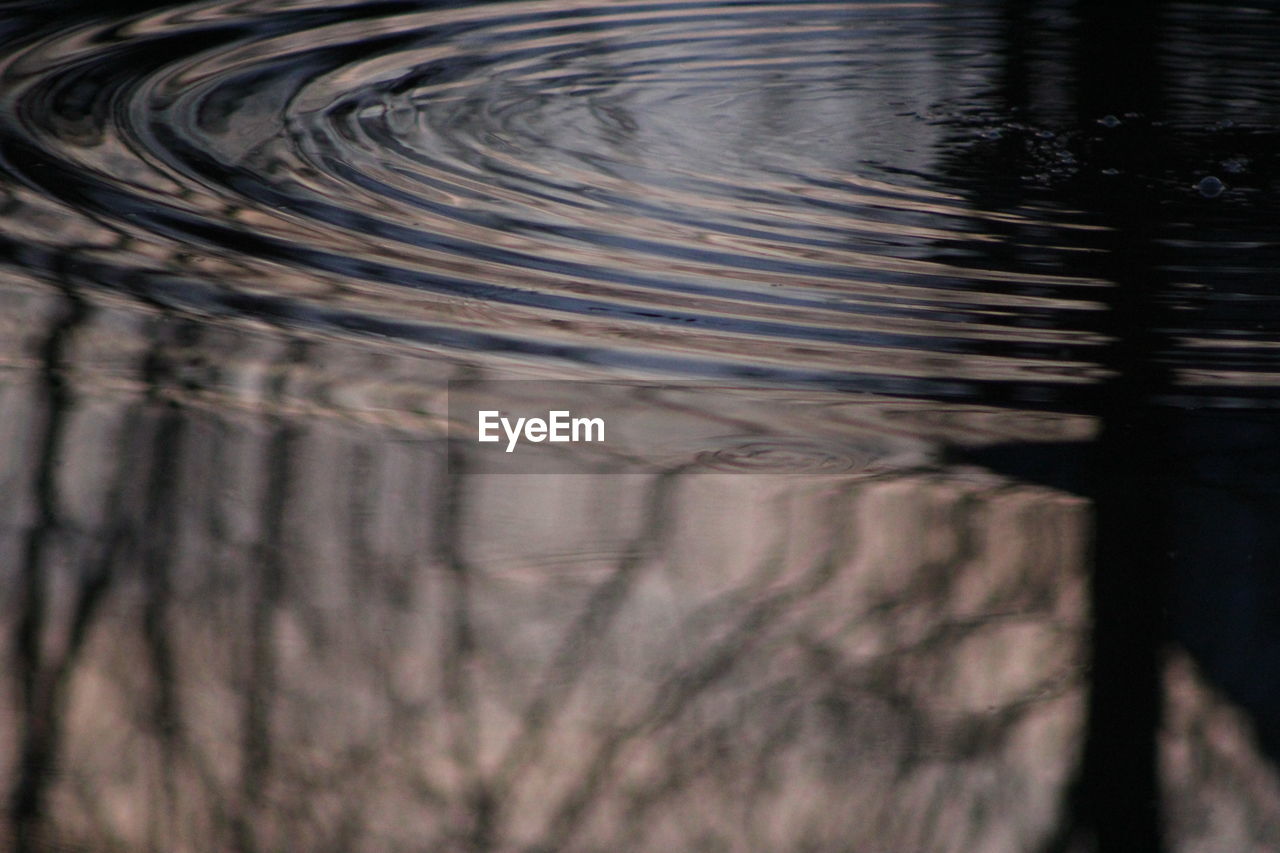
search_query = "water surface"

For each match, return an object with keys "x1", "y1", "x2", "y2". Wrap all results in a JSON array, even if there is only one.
[{"x1": 2, "y1": 0, "x2": 1280, "y2": 850}]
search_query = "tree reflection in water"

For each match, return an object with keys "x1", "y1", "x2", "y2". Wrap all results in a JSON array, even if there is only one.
[
  {"x1": 2, "y1": 0, "x2": 1280, "y2": 850},
  {"x1": 0, "y1": 292, "x2": 1102, "y2": 850},
  {"x1": 1, "y1": 286, "x2": 1277, "y2": 850}
]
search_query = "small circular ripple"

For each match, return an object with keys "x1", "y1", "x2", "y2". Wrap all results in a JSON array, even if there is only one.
[
  {"x1": 2, "y1": 0, "x2": 1280, "y2": 407},
  {"x1": 693, "y1": 437, "x2": 880, "y2": 474}
]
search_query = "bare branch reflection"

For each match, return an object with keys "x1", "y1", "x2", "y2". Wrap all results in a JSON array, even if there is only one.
[{"x1": 0, "y1": 292, "x2": 1277, "y2": 850}]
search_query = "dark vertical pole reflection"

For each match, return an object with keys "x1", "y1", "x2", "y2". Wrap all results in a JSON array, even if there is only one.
[
  {"x1": 940, "y1": 2, "x2": 1174, "y2": 850},
  {"x1": 1069, "y1": 4, "x2": 1169, "y2": 850},
  {"x1": 947, "y1": 0, "x2": 1280, "y2": 848}
]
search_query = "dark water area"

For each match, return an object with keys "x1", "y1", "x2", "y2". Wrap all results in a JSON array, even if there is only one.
[{"x1": 2, "y1": 0, "x2": 1280, "y2": 850}]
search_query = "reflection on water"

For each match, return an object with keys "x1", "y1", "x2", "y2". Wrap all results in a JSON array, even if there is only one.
[
  {"x1": 0, "y1": 0, "x2": 1119, "y2": 399},
  {"x1": 2, "y1": 0, "x2": 1280, "y2": 850},
  {"x1": 4, "y1": 284, "x2": 1279, "y2": 851},
  {"x1": 3, "y1": 302, "x2": 1100, "y2": 852}
]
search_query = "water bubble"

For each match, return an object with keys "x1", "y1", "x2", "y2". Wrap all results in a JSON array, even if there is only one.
[
  {"x1": 1098, "y1": 114, "x2": 1121, "y2": 128},
  {"x1": 1197, "y1": 176, "x2": 1225, "y2": 198}
]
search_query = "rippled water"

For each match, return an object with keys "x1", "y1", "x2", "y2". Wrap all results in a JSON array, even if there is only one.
[
  {"x1": 4, "y1": 0, "x2": 1280, "y2": 850},
  {"x1": 6, "y1": 0, "x2": 1280, "y2": 402},
  {"x1": 6, "y1": 1, "x2": 970, "y2": 387}
]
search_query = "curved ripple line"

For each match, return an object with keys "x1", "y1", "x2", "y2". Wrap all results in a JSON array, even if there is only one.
[{"x1": 0, "y1": 0, "x2": 1277, "y2": 402}]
